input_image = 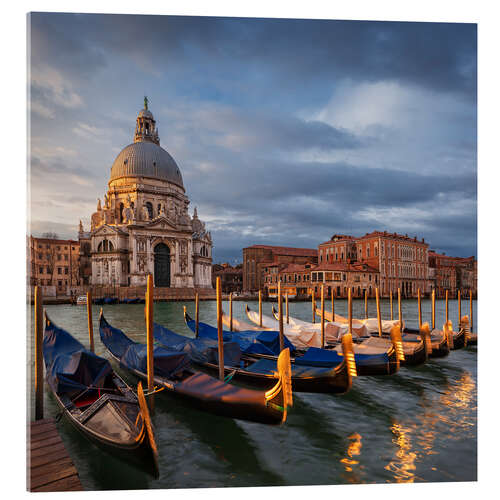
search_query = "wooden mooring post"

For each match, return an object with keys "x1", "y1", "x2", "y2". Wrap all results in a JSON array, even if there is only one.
[
  {"x1": 364, "y1": 289, "x2": 368, "y2": 319},
  {"x1": 258, "y1": 290, "x2": 263, "y2": 328},
  {"x1": 229, "y1": 292, "x2": 233, "y2": 332},
  {"x1": 86, "y1": 291, "x2": 94, "y2": 352},
  {"x1": 445, "y1": 289, "x2": 449, "y2": 325},
  {"x1": 331, "y1": 291, "x2": 335, "y2": 322},
  {"x1": 469, "y1": 291, "x2": 474, "y2": 332},
  {"x1": 432, "y1": 289, "x2": 436, "y2": 330},
  {"x1": 398, "y1": 287, "x2": 402, "y2": 330},
  {"x1": 458, "y1": 289, "x2": 462, "y2": 328},
  {"x1": 348, "y1": 288, "x2": 353, "y2": 336},
  {"x1": 285, "y1": 292, "x2": 289, "y2": 324},
  {"x1": 311, "y1": 289, "x2": 316, "y2": 324},
  {"x1": 35, "y1": 286, "x2": 44, "y2": 421},
  {"x1": 216, "y1": 277, "x2": 225, "y2": 381},
  {"x1": 146, "y1": 274, "x2": 154, "y2": 413},
  {"x1": 417, "y1": 288, "x2": 422, "y2": 330},
  {"x1": 195, "y1": 292, "x2": 199, "y2": 337},
  {"x1": 390, "y1": 291, "x2": 393, "y2": 321},
  {"x1": 278, "y1": 281, "x2": 284, "y2": 352},
  {"x1": 376, "y1": 287, "x2": 382, "y2": 337},
  {"x1": 321, "y1": 284, "x2": 325, "y2": 348}
]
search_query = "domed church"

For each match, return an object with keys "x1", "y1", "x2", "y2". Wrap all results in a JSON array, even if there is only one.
[{"x1": 79, "y1": 98, "x2": 213, "y2": 288}]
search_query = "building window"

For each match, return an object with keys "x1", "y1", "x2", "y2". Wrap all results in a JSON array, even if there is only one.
[
  {"x1": 146, "y1": 201, "x2": 154, "y2": 219},
  {"x1": 58, "y1": 267, "x2": 62, "y2": 274},
  {"x1": 64, "y1": 267, "x2": 68, "y2": 275},
  {"x1": 39, "y1": 267, "x2": 43, "y2": 274}
]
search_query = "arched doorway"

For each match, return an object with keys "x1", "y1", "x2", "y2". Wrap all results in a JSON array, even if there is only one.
[{"x1": 154, "y1": 243, "x2": 170, "y2": 287}]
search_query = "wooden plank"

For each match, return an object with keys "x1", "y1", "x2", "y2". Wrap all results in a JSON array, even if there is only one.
[
  {"x1": 32, "y1": 474, "x2": 83, "y2": 492},
  {"x1": 30, "y1": 447, "x2": 69, "y2": 469},
  {"x1": 30, "y1": 422, "x2": 57, "y2": 437},
  {"x1": 31, "y1": 418, "x2": 55, "y2": 428},
  {"x1": 30, "y1": 441, "x2": 66, "y2": 459},
  {"x1": 29, "y1": 428, "x2": 58, "y2": 443},
  {"x1": 31, "y1": 463, "x2": 78, "y2": 489},
  {"x1": 31, "y1": 457, "x2": 73, "y2": 479},
  {"x1": 30, "y1": 434, "x2": 63, "y2": 451}
]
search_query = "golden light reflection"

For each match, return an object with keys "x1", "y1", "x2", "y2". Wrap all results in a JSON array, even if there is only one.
[
  {"x1": 385, "y1": 422, "x2": 417, "y2": 483},
  {"x1": 385, "y1": 370, "x2": 476, "y2": 483},
  {"x1": 340, "y1": 433, "x2": 363, "y2": 482}
]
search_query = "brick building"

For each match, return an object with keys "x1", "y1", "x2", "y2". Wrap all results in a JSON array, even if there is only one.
[
  {"x1": 27, "y1": 236, "x2": 81, "y2": 295},
  {"x1": 263, "y1": 261, "x2": 379, "y2": 298},
  {"x1": 428, "y1": 252, "x2": 476, "y2": 298},
  {"x1": 263, "y1": 262, "x2": 314, "y2": 297},
  {"x1": 243, "y1": 245, "x2": 318, "y2": 293},
  {"x1": 318, "y1": 231, "x2": 429, "y2": 297},
  {"x1": 212, "y1": 263, "x2": 243, "y2": 294}
]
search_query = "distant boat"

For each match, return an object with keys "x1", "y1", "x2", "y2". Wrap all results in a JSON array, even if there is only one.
[{"x1": 76, "y1": 295, "x2": 87, "y2": 305}]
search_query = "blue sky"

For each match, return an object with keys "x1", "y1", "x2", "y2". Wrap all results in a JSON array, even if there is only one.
[{"x1": 28, "y1": 13, "x2": 477, "y2": 263}]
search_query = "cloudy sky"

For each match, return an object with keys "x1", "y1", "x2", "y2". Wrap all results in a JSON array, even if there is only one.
[{"x1": 28, "y1": 13, "x2": 477, "y2": 263}]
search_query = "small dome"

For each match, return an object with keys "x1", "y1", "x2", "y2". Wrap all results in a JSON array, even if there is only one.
[{"x1": 110, "y1": 141, "x2": 184, "y2": 188}]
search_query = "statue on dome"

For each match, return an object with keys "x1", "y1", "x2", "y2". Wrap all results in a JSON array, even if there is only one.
[
  {"x1": 144, "y1": 96, "x2": 148, "y2": 110},
  {"x1": 141, "y1": 204, "x2": 150, "y2": 221},
  {"x1": 104, "y1": 193, "x2": 110, "y2": 208},
  {"x1": 79, "y1": 220, "x2": 83, "y2": 233},
  {"x1": 97, "y1": 198, "x2": 102, "y2": 211}
]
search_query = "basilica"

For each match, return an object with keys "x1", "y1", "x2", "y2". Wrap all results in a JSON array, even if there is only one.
[{"x1": 78, "y1": 98, "x2": 213, "y2": 288}]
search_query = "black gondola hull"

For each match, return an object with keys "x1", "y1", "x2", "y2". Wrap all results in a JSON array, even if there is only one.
[
  {"x1": 47, "y1": 382, "x2": 158, "y2": 477},
  {"x1": 451, "y1": 329, "x2": 467, "y2": 350}
]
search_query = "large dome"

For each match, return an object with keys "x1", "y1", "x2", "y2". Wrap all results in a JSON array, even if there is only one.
[{"x1": 109, "y1": 141, "x2": 184, "y2": 188}]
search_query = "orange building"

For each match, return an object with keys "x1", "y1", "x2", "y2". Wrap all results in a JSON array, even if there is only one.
[
  {"x1": 28, "y1": 236, "x2": 81, "y2": 295},
  {"x1": 318, "y1": 231, "x2": 429, "y2": 297},
  {"x1": 428, "y1": 252, "x2": 476, "y2": 298}
]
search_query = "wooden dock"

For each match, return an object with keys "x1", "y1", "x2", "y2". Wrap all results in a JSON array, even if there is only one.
[{"x1": 28, "y1": 418, "x2": 84, "y2": 492}]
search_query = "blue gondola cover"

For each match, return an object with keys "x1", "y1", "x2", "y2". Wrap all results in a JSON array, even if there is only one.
[
  {"x1": 99, "y1": 317, "x2": 191, "y2": 379},
  {"x1": 186, "y1": 319, "x2": 296, "y2": 356},
  {"x1": 153, "y1": 322, "x2": 242, "y2": 366},
  {"x1": 44, "y1": 320, "x2": 113, "y2": 396}
]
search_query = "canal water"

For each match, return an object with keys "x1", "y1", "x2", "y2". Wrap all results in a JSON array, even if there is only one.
[{"x1": 27, "y1": 298, "x2": 477, "y2": 489}]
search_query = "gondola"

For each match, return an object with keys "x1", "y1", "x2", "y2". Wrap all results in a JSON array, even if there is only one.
[
  {"x1": 186, "y1": 309, "x2": 401, "y2": 377},
  {"x1": 43, "y1": 313, "x2": 159, "y2": 477},
  {"x1": 247, "y1": 303, "x2": 426, "y2": 367},
  {"x1": 154, "y1": 317, "x2": 356, "y2": 394},
  {"x1": 99, "y1": 312, "x2": 292, "y2": 425},
  {"x1": 266, "y1": 304, "x2": 428, "y2": 367}
]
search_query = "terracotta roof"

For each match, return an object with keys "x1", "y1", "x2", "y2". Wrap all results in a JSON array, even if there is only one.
[{"x1": 245, "y1": 245, "x2": 318, "y2": 256}]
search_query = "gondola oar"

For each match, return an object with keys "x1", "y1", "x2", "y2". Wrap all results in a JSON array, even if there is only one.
[{"x1": 137, "y1": 381, "x2": 159, "y2": 478}]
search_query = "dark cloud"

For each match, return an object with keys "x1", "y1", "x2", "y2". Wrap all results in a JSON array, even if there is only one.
[{"x1": 27, "y1": 13, "x2": 477, "y2": 264}]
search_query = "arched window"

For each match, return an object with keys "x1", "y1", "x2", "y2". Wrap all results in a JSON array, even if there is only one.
[
  {"x1": 146, "y1": 202, "x2": 153, "y2": 219},
  {"x1": 119, "y1": 203, "x2": 124, "y2": 223},
  {"x1": 97, "y1": 239, "x2": 113, "y2": 252},
  {"x1": 158, "y1": 203, "x2": 162, "y2": 215}
]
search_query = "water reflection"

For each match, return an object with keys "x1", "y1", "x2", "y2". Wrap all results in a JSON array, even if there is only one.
[
  {"x1": 385, "y1": 422, "x2": 417, "y2": 483},
  {"x1": 340, "y1": 433, "x2": 363, "y2": 483}
]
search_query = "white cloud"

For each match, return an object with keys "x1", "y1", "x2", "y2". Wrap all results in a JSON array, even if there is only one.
[{"x1": 30, "y1": 100, "x2": 55, "y2": 119}]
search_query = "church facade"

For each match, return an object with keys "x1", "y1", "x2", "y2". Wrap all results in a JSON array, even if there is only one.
[{"x1": 79, "y1": 99, "x2": 213, "y2": 288}]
